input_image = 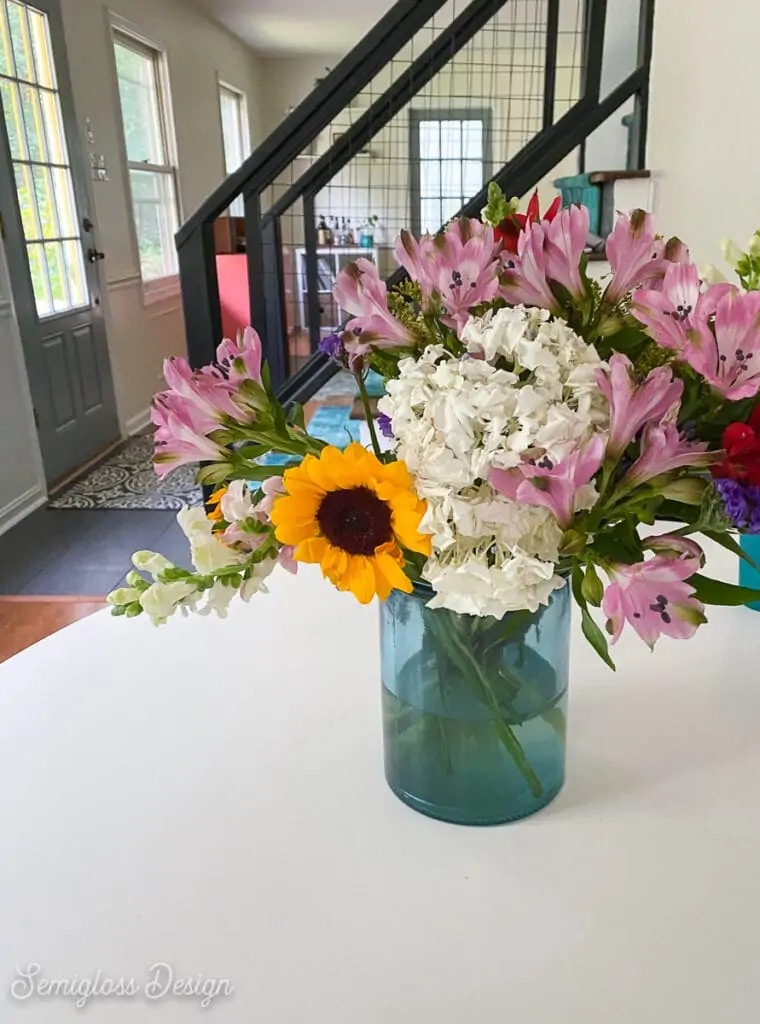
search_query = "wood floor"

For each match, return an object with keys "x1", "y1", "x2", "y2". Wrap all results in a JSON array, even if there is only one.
[{"x1": 0, "y1": 597, "x2": 106, "y2": 664}]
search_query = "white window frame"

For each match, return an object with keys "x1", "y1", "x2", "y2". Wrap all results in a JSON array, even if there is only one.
[
  {"x1": 110, "y1": 16, "x2": 181, "y2": 304},
  {"x1": 217, "y1": 77, "x2": 250, "y2": 219}
]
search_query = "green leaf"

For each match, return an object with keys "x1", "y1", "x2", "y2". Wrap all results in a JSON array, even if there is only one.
[
  {"x1": 288, "y1": 402, "x2": 306, "y2": 430},
  {"x1": 580, "y1": 606, "x2": 616, "y2": 670},
  {"x1": 703, "y1": 530, "x2": 760, "y2": 572},
  {"x1": 196, "y1": 463, "x2": 233, "y2": 485},
  {"x1": 690, "y1": 573, "x2": 760, "y2": 606}
]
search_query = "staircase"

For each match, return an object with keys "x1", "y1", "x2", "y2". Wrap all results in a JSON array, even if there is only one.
[{"x1": 176, "y1": 0, "x2": 655, "y2": 405}]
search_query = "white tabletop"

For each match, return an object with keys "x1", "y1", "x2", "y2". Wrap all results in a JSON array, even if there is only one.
[{"x1": 1, "y1": 542, "x2": 759, "y2": 1022}]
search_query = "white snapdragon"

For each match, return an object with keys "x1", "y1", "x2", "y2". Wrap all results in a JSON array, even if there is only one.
[{"x1": 378, "y1": 305, "x2": 609, "y2": 619}]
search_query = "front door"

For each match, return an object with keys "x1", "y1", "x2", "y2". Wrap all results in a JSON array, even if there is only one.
[{"x1": 0, "y1": 0, "x2": 119, "y2": 485}]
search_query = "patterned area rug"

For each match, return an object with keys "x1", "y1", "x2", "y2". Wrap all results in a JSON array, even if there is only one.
[
  {"x1": 48, "y1": 435, "x2": 202, "y2": 511},
  {"x1": 48, "y1": 405, "x2": 365, "y2": 511}
]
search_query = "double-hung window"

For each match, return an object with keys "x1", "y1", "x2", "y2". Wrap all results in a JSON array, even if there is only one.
[
  {"x1": 218, "y1": 81, "x2": 249, "y2": 217},
  {"x1": 410, "y1": 110, "x2": 491, "y2": 236},
  {"x1": 112, "y1": 27, "x2": 179, "y2": 290}
]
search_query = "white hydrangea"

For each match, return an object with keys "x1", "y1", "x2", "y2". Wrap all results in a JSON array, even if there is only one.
[{"x1": 377, "y1": 305, "x2": 609, "y2": 619}]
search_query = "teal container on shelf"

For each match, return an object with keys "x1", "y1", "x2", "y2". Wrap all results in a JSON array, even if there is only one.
[
  {"x1": 739, "y1": 534, "x2": 760, "y2": 611},
  {"x1": 553, "y1": 173, "x2": 601, "y2": 235}
]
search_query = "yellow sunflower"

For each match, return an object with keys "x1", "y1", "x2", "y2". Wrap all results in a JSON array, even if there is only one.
[
  {"x1": 270, "y1": 443, "x2": 431, "y2": 604},
  {"x1": 206, "y1": 486, "x2": 227, "y2": 522}
]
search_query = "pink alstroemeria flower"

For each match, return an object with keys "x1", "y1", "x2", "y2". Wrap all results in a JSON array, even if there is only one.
[
  {"x1": 602, "y1": 536, "x2": 706, "y2": 649},
  {"x1": 500, "y1": 204, "x2": 588, "y2": 309},
  {"x1": 489, "y1": 434, "x2": 605, "y2": 529},
  {"x1": 161, "y1": 356, "x2": 243, "y2": 424},
  {"x1": 215, "y1": 325, "x2": 263, "y2": 384},
  {"x1": 622, "y1": 407, "x2": 717, "y2": 487},
  {"x1": 680, "y1": 288, "x2": 760, "y2": 400},
  {"x1": 151, "y1": 399, "x2": 229, "y2": 478},
  {"x1": 604, "y1": 209, "x2": 688, "y2": 305},
  {"x1": 419, "y1": 219, "x2": 502, "y2": 334},
  {"x1": 543, "y1": 203, "x2": 589, "y2": 300},
  {"x1": 334, "y1": 258, "x2": 415, "y2": 363},
  {"x1": 632, "y1": 262, "x2": 735, "y2": 352},
  {"x1": 500, "y1": 220, "x2": 561, "y2": 311},
  {"x1": 597, "y1": 353, "x2": 684, "y2": 458},
  {"x1": 394, "y1": 229, "x2": 437, "y2": 310}
]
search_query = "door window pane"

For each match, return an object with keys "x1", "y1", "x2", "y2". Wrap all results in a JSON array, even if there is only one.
[
  {"x1": 413, "y1": 114, "x2": 487, "y2": 234},
  {"x1": 440, "y1": 160, "x2": 461, "y2": 197},
  {"x1": 420, "y1": 198, "x2": 441, "y2": 235},
  {"x1": 0, "y1": 1, "x2": 13, "y2": 75},
  {"x1": 28, "y1": 6, "x2": 55, "y2": 88},
  {"x1": 44, "y1": 240, "x2": 70, "y2": 312},
  {"x1": 420, "y1": 160, "x2": 440, "y2": 198},
  {"x1": 40, "y1": 89, "x2": 67, "y2": 163},
  {"x1": 19, "y1": 81, "x2": 46, "y2": 159},
  {"x1": 62, "y1": 238, "x2": 87, "y2": 307},
  {"x1": 462, "y1": 121, "x2": 483, "y2": 159},
  {"x1": 418, "y1": 121, "x2": 439, "y2": 159},
  {"x1": 0, "y1": 78, "x2": 26, "y2": 157},
  {"x1": 1, "y1": 0, "x2": 89, "y2": 317},
  {"x1": 463, "y1": 160, "x2": 484, "y2": 196},
  {"x1": 6, "y1": 0, "x2": 31, "y2": 82},
  {"x1": 32, "y1": 164, "x2": 58, "y2": 237},
  {"x1": 27, "y1": 242, "x2": 52, "y2": 315}
]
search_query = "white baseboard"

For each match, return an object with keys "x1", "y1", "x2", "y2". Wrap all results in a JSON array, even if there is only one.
[
  {"x1": 0, "y1": 485, "x2": 47, "y2": 537},
  {"x1": 125, "y1": 407, "x2": 152, "y2": 436}
]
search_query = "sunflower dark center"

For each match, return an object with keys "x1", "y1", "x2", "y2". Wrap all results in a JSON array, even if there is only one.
[{"x1": 317, "y1": 486, "x2": 393, "y2": 556}]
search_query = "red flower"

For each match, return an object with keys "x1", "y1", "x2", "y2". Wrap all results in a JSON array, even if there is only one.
[
  {"x1": 711, "y1": 406, "x2": 760, "y2": 484},
  {"x1": 494, "y1": 190, "x2": 562, "y2": 254}
]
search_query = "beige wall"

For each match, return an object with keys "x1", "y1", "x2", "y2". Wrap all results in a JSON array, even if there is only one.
[
  {"x1": 647, "y1": 0, "x2": 759, "y2": 265},
  {"x1": 60, "y1": 0, "x2": 262, "y2": 432}
]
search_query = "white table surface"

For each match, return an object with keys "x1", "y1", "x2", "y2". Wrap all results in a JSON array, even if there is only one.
[{"x1": 1, "y1": 541, "x2": 759, "y2": 1022}]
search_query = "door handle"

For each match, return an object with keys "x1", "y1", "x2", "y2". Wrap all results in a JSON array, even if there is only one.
[{"x1": 86, "y1": 247, "x2": 105, "y2": 263}]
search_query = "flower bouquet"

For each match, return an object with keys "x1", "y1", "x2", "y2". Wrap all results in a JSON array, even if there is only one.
[{"x1": 109, "y1": 185, "x2": 760, "y2": 824}]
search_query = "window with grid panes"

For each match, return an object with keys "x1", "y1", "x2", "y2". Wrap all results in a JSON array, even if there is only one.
[
  {"x1": 113, "y1": 29, "x2": 179, "y2": 285},
  {"x1": 411, "y1": 113, "x2": 490, "y2": 236},
  {"x1": 0, "y1": 0, "x2": 88, "y2": 317}
]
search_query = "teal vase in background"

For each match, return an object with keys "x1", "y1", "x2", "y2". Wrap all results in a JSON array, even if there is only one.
[
  {"x1": 380, "y1": 583, "x2": 570, "y2": 826},
  {"x1": 739, "y1": 534, "x2": 760, "y2": 610}
]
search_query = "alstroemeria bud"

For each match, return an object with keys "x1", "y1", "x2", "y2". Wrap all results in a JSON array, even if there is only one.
[
  {"x1": 581, "y1": 565, "x2": 604, "y2": 606},
  {"x1": 661, "y1": 477, "x2": 708, "y2": 505}
]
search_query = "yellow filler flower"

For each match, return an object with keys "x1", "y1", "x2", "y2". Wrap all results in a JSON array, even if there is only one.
[{"x1": 270, "y1": 443, "x2": 431, "y2": 604}]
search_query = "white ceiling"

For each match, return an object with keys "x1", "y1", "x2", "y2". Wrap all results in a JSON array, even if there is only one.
[{"x1": 194, "y1": 0, "x2": 396, "y2": 55}]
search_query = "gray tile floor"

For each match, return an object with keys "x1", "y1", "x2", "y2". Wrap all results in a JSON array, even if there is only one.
[{"x1": 0, "y1": 507, "x2": 191, "y2": 596}]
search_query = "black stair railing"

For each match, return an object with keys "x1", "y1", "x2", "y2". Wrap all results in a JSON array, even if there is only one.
[
  {"x1": 176, "y1": 0, "x2": 450, "y2": 376},
  {"x1": 177, "y1": 0, "x2": 656, "y2": 408}
]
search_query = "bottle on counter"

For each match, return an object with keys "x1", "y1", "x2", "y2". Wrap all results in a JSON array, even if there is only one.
[
  {"x1": 317, "y1": 215, "x2": 332, "y2": 247},
  {"x1": 346, "y1": 218, "x2": 355, "y2": 245}
]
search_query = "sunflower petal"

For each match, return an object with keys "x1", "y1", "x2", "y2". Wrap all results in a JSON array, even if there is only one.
[
  {"x1": 374, "y1": 550, "x2": 413, "y2": 597},
  {"x1": 295, "y1": 536, "x2": 330, "y2": 563},
  {"x1": 345, "y1": 555, "x2": 377, "y2": 604},
  {"x1": 392, "y1": 510, "x2": 432, "y2": 555}
]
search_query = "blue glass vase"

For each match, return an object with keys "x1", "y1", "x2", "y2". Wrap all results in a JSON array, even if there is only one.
[
  {"x1": 739, "y1": 533, "x2": 760, "y2": 610},
  {"x1": 380, "y1": 583, "x2": 570, "y2": 825}
]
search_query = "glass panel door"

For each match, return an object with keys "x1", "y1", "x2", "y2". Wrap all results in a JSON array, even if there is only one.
[{"x1": 0, "y1": 0, "x2": 88, "y2": 318}]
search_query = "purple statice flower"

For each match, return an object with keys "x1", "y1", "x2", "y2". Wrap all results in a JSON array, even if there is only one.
[
  {"x1": 714, "y1": 478, "x2": 751, "y2": 529},
  {"x1": 318, "y1": 332, "x2": 346, "y2": 364},
  {"x1": 377, "y1": 412, "x2": 394, "y2": 439},
  {"x1": 748, "y1": 485, "x2": 760, "y2": 534}
]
